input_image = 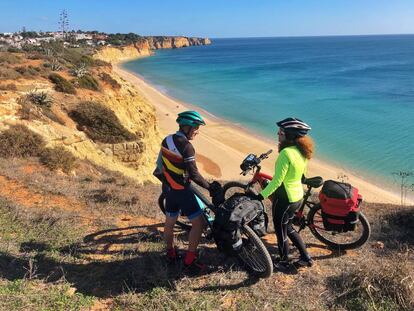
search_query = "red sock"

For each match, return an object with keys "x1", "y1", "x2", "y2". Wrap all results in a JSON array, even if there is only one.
[
  {"x1": 184, "y1": 251, "x2": 196, "y2": 265},
  {"x1": 167, "y1": 247, "x2": 176, "y2": 258}
]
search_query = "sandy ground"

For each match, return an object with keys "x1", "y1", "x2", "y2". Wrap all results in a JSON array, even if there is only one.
[{"x1": 115, "y1": 65, "x2": 403, "y2": 204}]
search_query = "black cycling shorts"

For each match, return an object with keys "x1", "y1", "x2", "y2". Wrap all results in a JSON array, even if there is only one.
[{"x1": 165, "y1": 186, "x2": 204, "y2": 220}]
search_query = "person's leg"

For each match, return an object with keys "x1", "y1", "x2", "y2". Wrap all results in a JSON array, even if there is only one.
[
  {"x1": 180, "y1": 188, "x2": 206, "y2": 267},
  {"x1": 164, "y1": 214, "x2": 178, "y2": 250},
  {"x1": 286, "y1": 202, "x2": 312, "y2": 266},
  {"x1": 164, "y1": 190, "x2": 180, "y2": 259},
  {"x1": 184, "y1": 214, "x2": 205, "y2": 266},
  {"x1": 272, "y1": 198, "x2": 290, "y2": 261}
]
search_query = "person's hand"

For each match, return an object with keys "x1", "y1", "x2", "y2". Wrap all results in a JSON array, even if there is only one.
[
  {"x1": 246, "y1": 189, "x2": 264, "y2": 201},
  {"x1": 209, "y1": 181, "x2": 224, "y2": 206}
]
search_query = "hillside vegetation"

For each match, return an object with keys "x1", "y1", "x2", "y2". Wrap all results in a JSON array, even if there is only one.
[{"x1": 0, "y1": 42, "x2": 161, "y2": 183}]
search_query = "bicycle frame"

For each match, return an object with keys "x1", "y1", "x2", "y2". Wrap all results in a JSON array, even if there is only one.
[
  {"x1": 246, "y1": 165, "x2": 318, "y2": 232},
  {"x1": 189, "y1": 184, "x2": 216, "y2": 229}
]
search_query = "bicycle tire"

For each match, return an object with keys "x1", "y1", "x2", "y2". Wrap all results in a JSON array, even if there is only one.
[
  {"x1": 307, "y1": 204, "x2": 371, "y2": 250},
  {"x1": 236, "y1": 224, "x2": 273, "y2": 278},
  {"x1": 222, "y1": 181, "x2": 249, "y2": 200},
  {"x1": 158, "y1": 193, "x2": 192, "y2": 231}
]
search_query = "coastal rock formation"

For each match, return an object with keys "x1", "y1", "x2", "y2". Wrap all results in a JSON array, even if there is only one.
[
  {"x1": 0, "y1": 62, "x2": 162, "y2": 183},
  {"x1": 95, "y1": 36, "x2": 211, "y2": 64}
]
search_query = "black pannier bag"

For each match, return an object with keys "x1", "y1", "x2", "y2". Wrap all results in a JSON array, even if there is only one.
[
  {"x1": 248, "y1": 201, "x2": 268, "y2": 237},
  {"x1": 213, "y1": 194, "x2": 265, "y2": 253},
  {"x1": 319, "y1": 180, "x2": 362, "y2": 232}
]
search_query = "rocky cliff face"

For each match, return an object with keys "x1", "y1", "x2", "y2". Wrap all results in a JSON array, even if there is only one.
[
  {"x1": 0, "y1": 60, "x2": 162, "y2": 183},
  {"x1": 94, "y1": 36, "x2": 211, "y2": 64}
]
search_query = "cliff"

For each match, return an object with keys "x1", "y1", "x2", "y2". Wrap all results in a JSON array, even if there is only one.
[
  {"x1": 0, "y1": 52, "x2": 162, "y2": 183},
  {"x1": 94, "y1": 36, "x2": 211, "y2": 64}
]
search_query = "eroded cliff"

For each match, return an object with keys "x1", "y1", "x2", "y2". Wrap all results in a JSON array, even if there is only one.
[{"x1": 94, "y1": 36, "x2": 211, "y2": 63}]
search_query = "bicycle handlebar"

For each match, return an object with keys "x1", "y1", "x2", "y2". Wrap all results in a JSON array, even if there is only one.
[{"x1": 240, "y1": 149, "x2": 273, "y2": 175}]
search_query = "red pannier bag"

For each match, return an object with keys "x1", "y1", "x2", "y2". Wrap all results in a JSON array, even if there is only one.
[{"x1": 319, "y1": 180, "x2": 362, "y2": 232}]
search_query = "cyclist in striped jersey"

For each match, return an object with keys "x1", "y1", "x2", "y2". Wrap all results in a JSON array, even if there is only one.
[{"x1": 154, "y1": 110, "x2": 222, "y2": 275}]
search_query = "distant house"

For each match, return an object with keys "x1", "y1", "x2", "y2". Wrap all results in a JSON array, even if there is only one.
[
  {"x1": 86, "y1": 40, "x2": 94, "y2": 46},
  {"x1": 75, "y1": 33, "x2": 93, "y2": 41},
  {"x1": 36, "y1": 37, "x2": 55, "y2": 42},
  {"x1": 97, "y1": 40, "x2": 107, "y2": 46},
  {"x1": 94, "y1": 34, "x2": 108, "y2": 41}
]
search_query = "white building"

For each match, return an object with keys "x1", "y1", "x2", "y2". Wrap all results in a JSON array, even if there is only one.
[{"x1": 75, "y1": 33, "x2": 93, "y2": 41}]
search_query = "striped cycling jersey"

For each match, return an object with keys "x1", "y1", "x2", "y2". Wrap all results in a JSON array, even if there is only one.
[{"x1": 156, "y1": 131, "x2": 209, "y2": 190}]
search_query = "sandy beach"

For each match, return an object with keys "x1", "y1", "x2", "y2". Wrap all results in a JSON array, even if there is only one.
[{"x1": 115, "y1": 64, "x2": 403, "y2": 204}]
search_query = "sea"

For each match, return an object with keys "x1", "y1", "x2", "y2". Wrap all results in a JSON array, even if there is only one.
[{"x1": 123, "y1": 35, "x2": 414, "y2": 190}]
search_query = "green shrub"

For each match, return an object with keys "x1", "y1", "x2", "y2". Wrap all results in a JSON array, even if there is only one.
[
  {"x1": 76, "y1": 74, "x2": 100, "y2": 91},
  {"x1": 0, "y1": 124, "x2": 45, "y2": 158},
  {"x1": 48, "y1": 73, "x2": 76, "y2": 94},
  {"x1": 69, "y1": 101, "x2": 137, "y2": 143},
  {"x1": 40, "y1": 146, "x2": 77, "y2": 173},
  {"x1": 99, "y1": 72, "x2": 121, "y2": 89},
  {"x1": 7, "y1": 47, "x2": 21, "y2": 53}
]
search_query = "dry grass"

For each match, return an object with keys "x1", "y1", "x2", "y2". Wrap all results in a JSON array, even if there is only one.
[
  {"x1": 0, "y1": 83, "x2": 17, "y2": 91},
  {"x1": 327, "y1": 252, "x2": 414, "y2": 311},
  {"x1": 0, "y1": 159, "x2": 413, "y2": 310}
]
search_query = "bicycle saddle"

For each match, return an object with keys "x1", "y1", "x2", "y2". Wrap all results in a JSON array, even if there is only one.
[{"x1": 302, "y1": 176, "x2": 324, "y2": 188}]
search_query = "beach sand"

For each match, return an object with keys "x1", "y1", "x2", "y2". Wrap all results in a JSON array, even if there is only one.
[{"x1": 115, "y1": 65, "x2": 403, "y2": 204}]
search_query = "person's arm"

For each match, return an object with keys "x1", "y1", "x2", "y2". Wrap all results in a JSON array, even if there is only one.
[
  {"x1": 260, "y1": 151, "x2": 290, "y2": 199},
  {"x1": 182, "y1": 143, "x2": 210, "y2": 190}
]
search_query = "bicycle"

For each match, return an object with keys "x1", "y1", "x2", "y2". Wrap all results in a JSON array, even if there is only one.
[
  {"x1": 158, "y1": 184, "x2": 273, "y2": 277},
  {"x1": 222, "y1": 150, "x2": 371, "y2": 250}
]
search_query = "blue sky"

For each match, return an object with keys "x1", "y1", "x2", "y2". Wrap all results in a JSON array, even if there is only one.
[{"x1": 1, "y1": 0, "x2": 414, "y2": 37}]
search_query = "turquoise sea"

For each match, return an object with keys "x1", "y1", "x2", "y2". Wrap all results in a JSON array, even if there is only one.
[{"x1": 123, "y1": 36, "x2": 414, "y2": 188}]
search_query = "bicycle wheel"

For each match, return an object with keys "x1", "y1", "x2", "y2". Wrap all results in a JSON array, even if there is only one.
[
  {"x1": 236, "y1": 225, "x2": 273, "y2": 278},
  {"x1": 222, "y1": 182, "x2": 249, "y2": 200},
  {"x1": 307, "y1": 204, "x2": 371, "y2": 250},
  {"x1": 158, "y1": 193, "x2": 192, "y2": 231}
]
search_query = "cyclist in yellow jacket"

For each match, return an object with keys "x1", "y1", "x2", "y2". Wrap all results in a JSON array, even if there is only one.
[{"x1": 253, "y1": 117, "x2": 314, "y2": 270}]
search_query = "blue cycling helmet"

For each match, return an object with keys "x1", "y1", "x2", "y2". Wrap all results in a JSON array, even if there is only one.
[{"x1": 176, "y1": 111, "x2": 206, "y2": 127}]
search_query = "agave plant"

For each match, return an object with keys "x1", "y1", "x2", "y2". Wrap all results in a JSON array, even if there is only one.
[
  {"x1": 50, "y1": 59, "x2": 62, "y2": 71},
  {"x1": 70, "y1": 63, "x2": 88, "y2": 78},
  {"x1": 26, "y1": 89, "x2": 54, "y2": 108}
]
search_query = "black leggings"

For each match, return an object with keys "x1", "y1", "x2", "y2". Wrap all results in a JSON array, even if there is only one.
[{"x1": 272, "y1": 187, "x2": 310, "y2": 261}]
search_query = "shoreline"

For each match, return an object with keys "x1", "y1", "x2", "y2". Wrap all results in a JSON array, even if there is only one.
[{"x1": 115, "y1": 62, "x2": 405, "y2": 204}]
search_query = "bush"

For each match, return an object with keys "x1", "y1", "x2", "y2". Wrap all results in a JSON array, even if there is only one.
[
  {"x1": 69, "y1": 101, "x2": 137, "y2": 143},
  {"x1": 15, "y1": 65, "x2": 41, "y2": 77},
  {"x1": 99, "y1": 72, "x2": 121, "y2": 89},
  {"x1": 48, "y1": 73, "x2": 76, "y2": 94},
  {"x1": 0, "y1": 124, "x2": 45, "y2": 158},
  {"x1": 76, "y1": 74, "x2": 100, "y2": 91},
  {"x1": 40, "y1": 146, "x2": 77, "y2": 173}
]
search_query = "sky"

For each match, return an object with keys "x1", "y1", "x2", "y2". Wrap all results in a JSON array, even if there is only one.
[{"x1": 1, "y1": 0, "x2": 414, "y2": 38}]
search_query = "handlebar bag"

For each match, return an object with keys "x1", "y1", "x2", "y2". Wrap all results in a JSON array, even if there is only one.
[
  {"x1": 213, "y1": 194, "x2": 263, "y2": 253},
  {"x1": 319, "y1": 180, "x2": 360, "y2": 232}
]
